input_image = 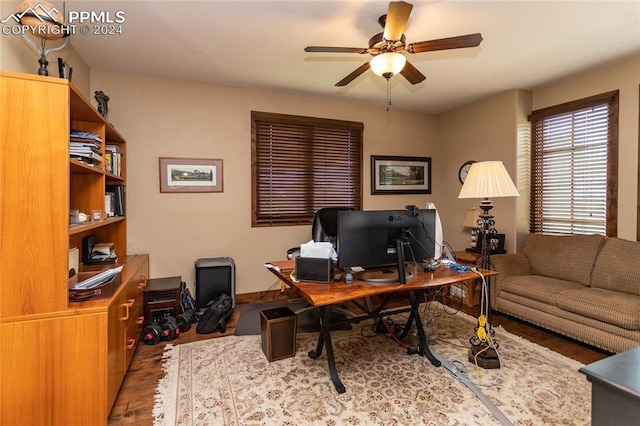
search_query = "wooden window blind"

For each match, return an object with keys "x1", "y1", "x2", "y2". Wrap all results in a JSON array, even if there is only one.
[
  {"x1": 251, "y1": 111, "x2": 363, "y2": 227},
  {"x1": 528, "y1": 91, "x2": 618, "y2": 236}
]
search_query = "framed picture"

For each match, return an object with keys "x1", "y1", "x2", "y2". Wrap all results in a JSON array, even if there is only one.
[
  {"x1": 159, "y1": 157, "x2": 223, "y2": 193},
  {"x1": 371, "y1": 155, "x2": 432, "y2": 195}
]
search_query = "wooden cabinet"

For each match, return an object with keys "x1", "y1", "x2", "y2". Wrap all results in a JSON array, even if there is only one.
[{"x1": 0, "y1": 71, "x2": 147, "y2": 425}]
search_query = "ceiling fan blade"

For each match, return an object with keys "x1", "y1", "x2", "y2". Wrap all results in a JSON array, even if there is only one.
[
  {"x1": 383, "y1": 1, "x2": 413, "y2": 41},
  {"x1": 400, "y1": 60, "x2": 426, "y2": 84},
  {"x1": 305, "y1": 46, "x2": 368, "y2": 54},
  {"x1": 407, "y1": 33, "x2": 483, "y2": 54},
  {"x1": 335, "y1": 62, "x2": 371, "y2": 87}
]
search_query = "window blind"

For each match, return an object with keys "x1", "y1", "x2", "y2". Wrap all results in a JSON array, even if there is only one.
[
  {"x1": 251, "y1": 111, "x2": 363, "y2": 227},
  {"x1": 529, "y1": 91, "x2": 618, "y2": 236}
]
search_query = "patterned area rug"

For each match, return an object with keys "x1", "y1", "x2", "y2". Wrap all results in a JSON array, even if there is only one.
[{"x1": 153, "y1": 303, "x2": 590, "y2": 425}]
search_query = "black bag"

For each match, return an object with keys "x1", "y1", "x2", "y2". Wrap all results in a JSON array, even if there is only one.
[
  {"x1": 196, "y1": 293, "x2": 234, "y2": 334},
  {"x1": 179, "y1": 281, "x2": 200, "y2": 322}
]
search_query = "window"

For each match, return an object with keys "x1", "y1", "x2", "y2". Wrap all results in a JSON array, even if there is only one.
[
  {"x1": 251, "y1": 111, "x2": 363, "y2": 227},
  {"x1": 528, "y1": 91, "x2": 618, "y2": 236}
]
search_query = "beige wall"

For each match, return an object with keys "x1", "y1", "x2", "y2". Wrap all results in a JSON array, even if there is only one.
[
  {"x1": 436, "y1": 55, "x2": 639, "y2": 251},
  {"x1": 0, "y1": 1, "x2": 90, "y2": 97},
  {"x1": 90, "y1": 69, "x2": 438, "y2": 294},
  {"x1": 531, "y1": 55, "x2": 640, "y2": 241},
  {"x1": 435, "y1": 90, "x2": 529, "y2": 254}
]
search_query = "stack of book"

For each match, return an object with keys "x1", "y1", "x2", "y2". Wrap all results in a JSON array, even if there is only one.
[
  {"x1": 87, "y1": 242, "x2": 117, "y2": 264},
  {"x1": 105, "y1": 144, "x2": 122, "y2": 176},
  {"x1": 105, "y1": 185, "x2": 125, "y2": 217},
  {"x1": 70, "y1": 129, "x2": 102, "y2": 167}
]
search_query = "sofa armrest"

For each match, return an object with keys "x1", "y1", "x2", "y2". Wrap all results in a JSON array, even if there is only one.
[{"x1": 490, "y1": 253, "x2": 531, "y2": 305}]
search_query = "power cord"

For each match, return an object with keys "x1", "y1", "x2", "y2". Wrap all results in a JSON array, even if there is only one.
[{"x1": 469, "y1": 267, "x2": 503, "y2": 381}]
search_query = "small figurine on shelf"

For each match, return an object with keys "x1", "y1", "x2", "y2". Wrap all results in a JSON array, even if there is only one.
[{"x1": 95, "y1": 91, "x2": 110, "y2": 118}]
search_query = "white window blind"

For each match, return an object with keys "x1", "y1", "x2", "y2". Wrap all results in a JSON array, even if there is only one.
[
  {"x1": 529, "y1": 91, "x2": 618, "y2": 236},
  {"x1": 251, "y1": 111, "x2": 363, "y2": 227}
]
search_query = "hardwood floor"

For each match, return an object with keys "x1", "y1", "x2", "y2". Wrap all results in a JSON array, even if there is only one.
[{"x1": 108, "y1": 289, "x2": 610, "y2": 425}]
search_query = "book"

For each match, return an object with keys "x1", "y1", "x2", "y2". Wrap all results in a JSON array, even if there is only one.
[
  {"x1": 70, "y1": 129, "x2": 102, "y2": 142},
  {"x1": 87, "y1": 242, "x2": 117, "y2": 264},
  {"x1": 92, "y1": 242, "x2": 114, "y2": 256},
  {"x1": 106, "y1": 185, "x2": 125, "y2": 216},
  {"x1": 105, "y1": 145, "x2": 122, "y2": 176}
]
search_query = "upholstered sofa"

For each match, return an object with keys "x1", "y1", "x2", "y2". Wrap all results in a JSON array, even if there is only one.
[{"x1": 491, "y1": 234, "x2": 640, "y2": 353}]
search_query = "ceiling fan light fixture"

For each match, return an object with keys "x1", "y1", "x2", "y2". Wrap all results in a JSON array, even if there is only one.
[{"x1": 370, "y1": 52, "x2": 406, "y2": 79}]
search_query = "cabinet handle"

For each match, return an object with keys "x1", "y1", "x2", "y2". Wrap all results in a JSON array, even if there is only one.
[
  {"x1": 136, "y1": 316, "x2": 144, "y2": 325},
  {"x1": 138, "y1": 275, "x2": 148, "y2": 290},
  {"x1": 122, "y1": 298, "x2": 135, "y2": 320},
  {"x1": 126, "y1": 338, "x2": 136, "y2": 349}
]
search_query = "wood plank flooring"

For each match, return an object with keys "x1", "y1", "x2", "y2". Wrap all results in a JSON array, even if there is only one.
[{"x1": 108, "y1": 290, "x2": 610, "y2": 425}]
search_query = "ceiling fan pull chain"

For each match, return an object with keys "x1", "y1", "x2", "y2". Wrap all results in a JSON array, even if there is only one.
[{"x1": 386, "y1": 78, "x2": 392, "y2": 111}]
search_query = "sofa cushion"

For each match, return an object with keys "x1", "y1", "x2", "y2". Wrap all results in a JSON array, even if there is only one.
[
  {"x1": 556, "y1": 287, "x2": 640, "y2": 330},
  {"x1": 522, "y1": 234, "x2": 607, "y2": 285},
  {"x1": 591, "y1": 237, "x2": 640, "y2": 296},
  {"x1": 502, "y1": 275, "x2": 585, "y2": 305}
]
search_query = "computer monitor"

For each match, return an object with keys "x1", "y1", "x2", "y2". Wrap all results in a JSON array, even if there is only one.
[{"x1": 336, "y1": 208, "x2": 437, "y2": 283}]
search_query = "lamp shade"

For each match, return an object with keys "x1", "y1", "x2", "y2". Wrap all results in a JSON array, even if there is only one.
[
  {"x1": 370, "y1": 52, "x2": 406, "y2": 78},
  {"x1": 458, "y1": 161, "x2": 519, "y2": 199},
  {"x1": 462, "y1": 209, "x2": 481, "y2": 228},
  {"x1": 19, "y1": 0, "x2": 66, "y2": 40}
]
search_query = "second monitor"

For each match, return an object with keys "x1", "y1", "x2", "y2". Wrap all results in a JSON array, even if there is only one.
[{"x1": 336, "y1": 208, "x2": 437, "y2": 283}]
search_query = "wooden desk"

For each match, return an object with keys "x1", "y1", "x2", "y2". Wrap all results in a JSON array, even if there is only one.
[
  {"x1": 453, "y1": 251, "x2": 482, "y2": 307},
  {"x1": 265, "y1": 260, "x2": 497, "y2": 393}
]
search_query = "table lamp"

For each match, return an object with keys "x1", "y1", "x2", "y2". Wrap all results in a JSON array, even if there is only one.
[
  {"x1": 17, "y1": 1, "x2": 70, "y2": 76},
  {"x1": 458, "y1": 161, "x2": 519, "y2": 369},
  {"x1": 462, "y1": 208, "x2": 481, "y2": 251}
]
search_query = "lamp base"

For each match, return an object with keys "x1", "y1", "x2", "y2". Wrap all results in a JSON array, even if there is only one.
[
  {"x1": 468, "y1": 322, "x2": 500, "y2": 369},
  {"x1": 468, "y1": 344, "x2": 500, "y2": 369}
]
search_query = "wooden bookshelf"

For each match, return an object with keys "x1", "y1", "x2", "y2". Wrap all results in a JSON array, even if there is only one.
[{"x1": 0, "y1": 71, "x2": 146, "y2": 425}]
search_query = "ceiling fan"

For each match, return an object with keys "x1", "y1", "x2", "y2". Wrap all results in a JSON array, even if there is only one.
[{"x1": 304, "y1": 1, "x2": 483, "y2": 87}]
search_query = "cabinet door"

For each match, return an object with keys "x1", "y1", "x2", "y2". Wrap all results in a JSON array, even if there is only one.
[
  {"x1": 1, "y1": 314, "x2": 108, "y2": 425},
  {"x1": 0, "y1": 74, "x2": 69, "y2": 318}
]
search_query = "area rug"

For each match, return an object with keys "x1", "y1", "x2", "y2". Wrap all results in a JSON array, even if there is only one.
[{"x1": 153, "y1": 302, "x2": 591, "y2": 425}]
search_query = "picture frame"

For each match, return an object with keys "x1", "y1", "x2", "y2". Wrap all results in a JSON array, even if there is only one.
[
  {"x1": 159, "y1": 157, "x2": 223, "y2": 193},
  {"x1": 371, "y1": 155, "x2": 432, "y2": 195}
]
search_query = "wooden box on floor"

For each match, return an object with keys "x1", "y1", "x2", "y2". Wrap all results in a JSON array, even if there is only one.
[{"x1": 260, "y1": 307, "x2": 297, "y2": 361}]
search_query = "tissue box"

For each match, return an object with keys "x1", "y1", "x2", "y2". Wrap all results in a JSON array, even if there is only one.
[{"x1": 295, "y1": 257, "x2": 333, "y2": 283}]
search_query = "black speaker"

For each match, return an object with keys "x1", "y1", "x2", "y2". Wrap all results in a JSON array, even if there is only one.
[{"x1": 195, "y1": 257, "x2": 235, "y2": 311}]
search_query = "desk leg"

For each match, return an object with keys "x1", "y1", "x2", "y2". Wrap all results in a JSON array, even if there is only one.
[
  {"x1": 308, "y1": 305, "x2": 346, "y2": 394},
  {"x1": 408, "y1": 290, "x2": 441, "y2": 367},
  {"x1": 308, "y1": 327, "x2": 325, "y2": 359}
]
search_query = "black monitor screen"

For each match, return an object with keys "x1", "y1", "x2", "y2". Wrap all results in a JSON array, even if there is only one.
[{"x1": 336, "y1": 209, "x2": 437, "y2": 272}]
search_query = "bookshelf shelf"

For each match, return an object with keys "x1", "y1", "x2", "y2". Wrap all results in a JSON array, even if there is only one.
[
  {"x1": 106, "y1": 172, "x2": 125, "y2": 182},
  {"x1": 70, "y1": 158, "x2": 105, "y2": 174},
  {"x1": 69, "y1": 216, "x2": 125, "y2": 236}
]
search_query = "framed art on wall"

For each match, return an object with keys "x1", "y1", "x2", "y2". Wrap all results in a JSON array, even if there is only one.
[
  {"x1": 159, "y1": 157, "x2": 223, "y2": 193},
  {"x1": 371, "y1": 155, "x2": 432, "y2": 194}
]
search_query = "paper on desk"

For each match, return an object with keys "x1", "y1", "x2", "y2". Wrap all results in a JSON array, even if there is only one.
[
  {"x1": 73, "y1": 266, "x2": 123, "y2": 289},
  {"x1": 300, "y1": 240, "x2": 336, "y2": 260}
]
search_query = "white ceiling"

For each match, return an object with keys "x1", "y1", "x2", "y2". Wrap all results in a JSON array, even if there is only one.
[{"x1": 66, "y1": 0, "x2": 640, "y2": 114}]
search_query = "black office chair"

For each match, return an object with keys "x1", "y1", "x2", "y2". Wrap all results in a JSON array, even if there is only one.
[
  {"x1": 286, "y1": 206, "x2": 357, "y2": 319},
  {"x1": 287, "y1": 206, "x2": 356, "y2": 259}
]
